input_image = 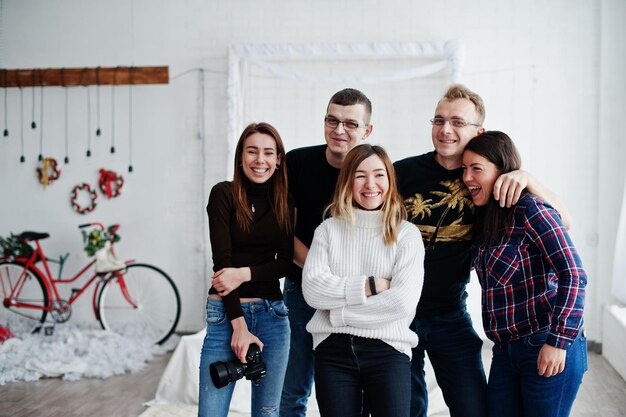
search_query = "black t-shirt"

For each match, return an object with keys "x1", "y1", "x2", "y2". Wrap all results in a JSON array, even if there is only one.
[
  {"x1": 206, "y1": 179, "x2": 294, "y2": 320},
  {"x1": 286, "y1": 144, "x2": 340, "y2": 285},
  {"x1": 394, "y1": 151, "x2": 475, "y2": 318}
]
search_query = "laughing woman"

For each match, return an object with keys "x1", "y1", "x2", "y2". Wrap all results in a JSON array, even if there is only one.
[
  {"x1": 462, "y1": 131, "x2": 587, "y2": 417},
  {"x1": 199, "y1": 122, "x2": 293, "y2": 417},
  {"x1": 302, "y1": 144, "x2": 424, "y2": 417}
]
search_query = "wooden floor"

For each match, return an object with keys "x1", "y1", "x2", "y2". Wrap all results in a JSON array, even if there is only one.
[
  {"x1": 0, "y1": 350, "x2": 625, "y2": 417},
  {"x1": 0, "y1": 352, "x2": 172, "y2": 417}
]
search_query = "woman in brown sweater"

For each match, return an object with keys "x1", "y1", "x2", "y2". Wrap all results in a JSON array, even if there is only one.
[{"x1": 198, "y1": 122, "x2": 294, "y2": 417}]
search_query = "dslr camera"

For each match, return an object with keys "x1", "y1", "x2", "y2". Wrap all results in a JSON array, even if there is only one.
[{"x1": 209, "y1": 343, "x2": 266, "y2": 388}]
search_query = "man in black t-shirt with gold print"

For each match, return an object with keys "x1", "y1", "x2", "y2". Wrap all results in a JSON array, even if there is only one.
[{"x1": 395, "y1": 84, "x2": 570, "y2": 417}]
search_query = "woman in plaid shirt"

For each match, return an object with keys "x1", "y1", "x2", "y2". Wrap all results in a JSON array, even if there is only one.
[{"x1": 462, "y1": 131, "x2": 587, "y2": 417}]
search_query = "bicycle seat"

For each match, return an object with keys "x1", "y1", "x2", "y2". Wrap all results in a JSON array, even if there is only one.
[{"x1": 20, "y1": 231, "x2": 50, "y2": 241}]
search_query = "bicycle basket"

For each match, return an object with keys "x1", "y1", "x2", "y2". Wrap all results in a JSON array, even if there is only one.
[{"x1": 82, "y1": 226, "x2": 121, "y2": 257}]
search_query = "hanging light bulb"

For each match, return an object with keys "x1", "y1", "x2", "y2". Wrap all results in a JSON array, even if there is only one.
[
  {"x1": 37, "y1": 70, "x2": 45, "y2": 162},
  {"x1": 96, "y1": 67, "x2": 101, "y2": 136},
  {"x1": 31, "y1": 71, "x2": 37, "y2": 129},
  {"x1": 128, "y1": 67, "x2": 133, "y2": 172},
  {"x1": 85, "y1": 72, "x2": 92, "y2": 158},
  {"x1": 3, "y1": 70, "x2": 8, "y2": 137},
  {"x1": 19, "y1": 79, "x2": 26, "y2": 163},
  {"x1": 63, "y1": 69, "x2": 70, "y2": 165},
  {"x1": 110, "y1": 68, "x2": 116, "y2": 154}
]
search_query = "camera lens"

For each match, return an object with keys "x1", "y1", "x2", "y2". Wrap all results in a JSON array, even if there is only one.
[
  {"x1": 209, "y1": 362, "x2": 230, "y2": 388},
  {"x1": 210, "y1": 359, "x2": 246, "y2": 388}
]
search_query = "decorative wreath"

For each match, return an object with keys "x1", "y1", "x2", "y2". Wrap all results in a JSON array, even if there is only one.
[
  {"x1": 36, "y1": 157, "x2": 61, "y2": 188},
  {"x1": 70, "y1": 183, "x2": 98, "y2": 214},
  {"x1": 98, "y1": 169, "x2": 124, "y2": 199}
]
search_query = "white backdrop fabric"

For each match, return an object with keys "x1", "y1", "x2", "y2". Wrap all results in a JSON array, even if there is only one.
[{"x1": 226, "y1": 40, "x2": 465, "y2": 178}]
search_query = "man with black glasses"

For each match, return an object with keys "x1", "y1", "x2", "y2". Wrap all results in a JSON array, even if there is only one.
[
  {"x1": 394, "y1": 84, "x2": 570, "y2": 417},
  {"x1": 280, "y1": 88, "x2": 373, "y2": 417}
]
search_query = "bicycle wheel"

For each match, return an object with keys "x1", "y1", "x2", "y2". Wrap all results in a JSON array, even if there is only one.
[
  {"x1": 0, "y1": 260, "x2": 49, "y2": 333},
  {"x1": 97, "y1": 263, "x2": 180, "y2": 345}
]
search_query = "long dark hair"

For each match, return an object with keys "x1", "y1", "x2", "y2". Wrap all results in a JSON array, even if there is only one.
[
  {"x1": 464, "y1": 131, "x2": 522, "y2": 245},
  {"x1": 232, "y1": 122, "x2": 291, "y2": 233}
]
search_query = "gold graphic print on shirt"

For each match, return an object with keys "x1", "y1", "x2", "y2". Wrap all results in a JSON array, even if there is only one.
[{"x1": 404, "y1": 179, "x2": 474, "y2": 249}]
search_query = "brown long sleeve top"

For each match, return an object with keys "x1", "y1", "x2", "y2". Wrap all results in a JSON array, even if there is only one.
[{"x1": 206, "y1": 178, "x2": 294, "y2": 320}]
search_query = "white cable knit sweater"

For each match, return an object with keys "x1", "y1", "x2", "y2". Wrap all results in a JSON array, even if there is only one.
[{"x1": 302, "y1": 209, "x2": 425, "y2": 358}]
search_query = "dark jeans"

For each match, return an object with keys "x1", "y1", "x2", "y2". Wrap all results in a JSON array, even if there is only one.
[
  {"x1": 314, "y1": 334, "x2": 411, "y2": 417},
  {"x1": 487, "y1": 330, "x2": 587, "y2": 417},
  {"x1": 410, "y1": 309, "x2": 487, "y2": 417},
  {"x1": 280, "y1": 279, "x2": 316, "y2": 417}
]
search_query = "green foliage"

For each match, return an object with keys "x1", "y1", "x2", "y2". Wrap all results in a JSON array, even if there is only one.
[
  {"x1": 81, "y1": 226, "x2": 121, "y2": 257},
  {"x1": 0, "y1": 234, "x2": 34, "y2": 259}
]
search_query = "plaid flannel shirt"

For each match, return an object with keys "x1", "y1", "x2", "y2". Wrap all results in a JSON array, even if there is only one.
[{"x1": 472, "y1": 194, "x2": 586, "y2": 350}]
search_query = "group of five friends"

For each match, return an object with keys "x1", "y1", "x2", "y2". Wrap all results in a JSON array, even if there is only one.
[{"x1": 198, "y1": 85, "x2": 587, "y2": 417}]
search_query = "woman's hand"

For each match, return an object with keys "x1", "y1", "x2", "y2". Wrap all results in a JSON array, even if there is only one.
[
  {"x1": 230, "y1": 317, "x2": 264, "y2": 363},
  {"x1": 212, "y1": 267, "x2": 251, "y2": 296},
  {"x1": 537, "y1": 344, "x2": 566, "y2": 377}
]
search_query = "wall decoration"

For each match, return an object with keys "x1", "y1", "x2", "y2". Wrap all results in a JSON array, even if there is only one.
[
  {"x1": 0, "y1": 66, "x2": 169, "y2": 166},
  {"x1": 36, "y1": 157, "x2": 61, "y2": 189},
  {"x1": 98, "y1": 169, "x2": 124, "y2": 199},
  {"x1": 70, "y1": 183, "x2": 98, "y2": 214}
]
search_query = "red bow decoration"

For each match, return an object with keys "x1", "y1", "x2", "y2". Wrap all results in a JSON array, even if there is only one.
[{"x1": 98, "y1": 169, "x2": 124, "y2": 199}]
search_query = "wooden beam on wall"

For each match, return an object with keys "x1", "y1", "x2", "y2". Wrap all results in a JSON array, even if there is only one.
[{"x1": 0, "y1": 66, "x2": 169, "y2": 87}]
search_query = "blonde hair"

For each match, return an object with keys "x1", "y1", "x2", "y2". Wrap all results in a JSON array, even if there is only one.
[
  {"x1": 441, "y1": 84, "x2": 486, "y2": 125},
  {"x1": 326, "y1": 145, "x2": 405, "y2": 245}
]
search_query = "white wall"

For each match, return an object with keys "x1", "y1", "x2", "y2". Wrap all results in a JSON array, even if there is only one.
[
  {"x1": 598, "y1": 0, "x2": 626, "y2": 375},
  {"x1": 1, "y1": 1, "x2": 623, "y2": 342}
]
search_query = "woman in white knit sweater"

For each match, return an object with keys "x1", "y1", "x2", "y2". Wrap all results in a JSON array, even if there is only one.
[{"x1": 302, "y1": 144, "x2": 424, "y2": 417}]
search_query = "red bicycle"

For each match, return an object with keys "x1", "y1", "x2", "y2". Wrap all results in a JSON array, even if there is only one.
[{"x1": 0, "y1": 223, "x2": 180, "y2": 345}]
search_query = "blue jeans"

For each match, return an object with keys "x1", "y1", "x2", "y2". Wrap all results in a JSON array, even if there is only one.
[
  {"x1": 198, "y1": 298, "x2": 290, "y2": 417},
  {"x1": 315, "y1": 334, "x2": 411, "y2": 417},
  {"x1": 410, "y1": 309, "x2": 487, "y2": 417},
  {"x1": 280, "y1": 279, "x2": 316, "y2": 417},
  {"x1": 487, "y1": 330, "x2": 587, "y2": 417}
]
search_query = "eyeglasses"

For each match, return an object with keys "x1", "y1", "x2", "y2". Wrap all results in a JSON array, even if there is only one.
[
  {"x1": 430, "y1": 118, "x2": 481, "y2": 128},
  {"x1": 324, "y1": 116, "x2": 365, "y2": 132}
]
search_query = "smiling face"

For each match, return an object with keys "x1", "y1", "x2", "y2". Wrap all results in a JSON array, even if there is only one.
[
  {"x1": 240, "y1": 132, "x2": 281, "y2": 184},
  {"x1": 351, "y1": 155, "x2": 389, "y2": 210},
  {"x1": 432, "y1": 98, "x2": 484, "y2": 169},
  {"x1": 462, "y1": 150, "x2": 501, "y2": 206},
  {"x1": 324, "y1": 103, "x2": 372, "y2": 165}
]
